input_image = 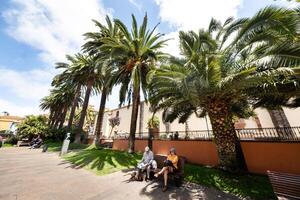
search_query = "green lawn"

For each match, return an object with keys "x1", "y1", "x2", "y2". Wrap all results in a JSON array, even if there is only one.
[
  {"x1": 185, "y1": 164, "x2": 275, "y2": 200},
  {"x1": 45, "y1": 141, "x2": 89, "y2": 152},
  {"x1": 2, "y1": 143, "x2": 13, "y2": 147},
  {"x1": 63, "y1": 148, "x2": 141, "y2": 175},
  {"x1": 45, "y1": 143, "x2": 274, "y2": 199}
]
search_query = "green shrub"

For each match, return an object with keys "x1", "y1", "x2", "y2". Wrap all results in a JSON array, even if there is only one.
[
  {"x1": 16, "y1": 115, "x2": 48, "y2": 140},
  {"x1": 5, "y1": 135, "x2": 18, "y2": 145}
]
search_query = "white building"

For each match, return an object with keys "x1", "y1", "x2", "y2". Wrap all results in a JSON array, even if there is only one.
[{"x1": 93, "y1": 102, "x2": 300, "y2": 139}]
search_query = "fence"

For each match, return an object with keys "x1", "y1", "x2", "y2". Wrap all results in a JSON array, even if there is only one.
[{"x1": 114, "y1": 126, "x2": 300, "y2": 141}]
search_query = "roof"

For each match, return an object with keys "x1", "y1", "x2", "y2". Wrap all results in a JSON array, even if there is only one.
[{"x1": 0, "y1": 116, "x2": 24, "y2": 122}]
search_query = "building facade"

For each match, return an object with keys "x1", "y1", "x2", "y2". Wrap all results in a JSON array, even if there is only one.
[
  {"x1": 93, "y1": 102, "x2": 300, "y2": 139},
  {"x1": 0, "y1": 115, "x2": 24, "y2": 134}
]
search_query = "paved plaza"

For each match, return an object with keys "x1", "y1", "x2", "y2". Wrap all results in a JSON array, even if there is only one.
[{"x1": 0, "y1": 147, "x2": 239, "y2": 200}]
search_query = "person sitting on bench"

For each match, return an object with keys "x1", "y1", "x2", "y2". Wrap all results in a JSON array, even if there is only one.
[
  {"x1": 30, "y1": 135, "x2": 43, "y2": 149},
  {"x1": 134, "y1": 146, "x2": 154, "y2": 181},
  {"x1": 154, "y1": 147, "x2": 179, "y2": 192}
]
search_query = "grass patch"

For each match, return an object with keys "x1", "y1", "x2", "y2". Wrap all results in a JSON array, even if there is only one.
[
  {"x1": 185, "y1": 164, "x2": 275, "y2": 200},
  {"x1": 45, "y1": 141, "x2": 89, "y2": 152},
  {"x1": 2, "y1": 143, "x2": 13, "y2": 147},
  {"x1": 63, "y1": 148, "x2": 141, "y2": 175}
]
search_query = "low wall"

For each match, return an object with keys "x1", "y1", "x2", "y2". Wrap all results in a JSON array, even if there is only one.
[
  {"x1": 112, "y1": 139, "x2": 219, "y2": 166},
  {"x1": 153, "y1": 140, "x2": 218, "y2": 166},
  {"x1": 112, "y1": 139, "x2": 150, "y2": 152},
  {"x1": 241, "y1": 141, "x2": 300, "y2": 174},
  {"x1": 113, "y1": 139, "x2": 300, "y2": 175}
]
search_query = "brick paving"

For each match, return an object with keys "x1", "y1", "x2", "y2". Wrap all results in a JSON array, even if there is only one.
[{"x1": 0, "y1": 147, "x2": 240, "y2": 200}]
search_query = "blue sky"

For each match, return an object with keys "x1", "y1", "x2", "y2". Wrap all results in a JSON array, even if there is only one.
[{"x1": 0, "y1": 0, "x2": 296, "y2": 116}]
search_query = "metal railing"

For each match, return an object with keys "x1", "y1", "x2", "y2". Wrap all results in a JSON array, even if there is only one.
[
  {"x1": 236, "y1": 127, "x2": 300, "y2": 141},
  {"x1": 113, "y1": 126, "x2": 300, "y2": 141}
]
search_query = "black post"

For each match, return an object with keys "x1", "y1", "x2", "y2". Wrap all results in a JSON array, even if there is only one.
[{"x1": 148, "y1": 128, "x2": 153, "y2": 150}]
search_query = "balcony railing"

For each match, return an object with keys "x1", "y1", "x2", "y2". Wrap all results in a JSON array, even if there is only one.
[{"x1": 113, "y1": 126, "x2": 300, "y2": 141}]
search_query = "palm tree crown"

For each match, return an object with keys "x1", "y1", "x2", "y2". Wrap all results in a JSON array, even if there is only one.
[{"x1": 149, "y1": 7, "x2": 300, "y2": 169}]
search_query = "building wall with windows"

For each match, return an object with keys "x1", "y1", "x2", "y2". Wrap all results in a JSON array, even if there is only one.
[{"x1": 98, "y1": 102, "x2": 300, "y2": 138}]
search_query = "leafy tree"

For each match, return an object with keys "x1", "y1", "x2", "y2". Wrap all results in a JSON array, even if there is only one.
[
  {"x1": 100, "y1": 14, "x2": 168, "y2": 152},
  {"x1": 16, "y1": 115, "x2": 48, "y2": 140},
  {"x1": 149, "y1": 7, "x2": 300, "y2": 170}
]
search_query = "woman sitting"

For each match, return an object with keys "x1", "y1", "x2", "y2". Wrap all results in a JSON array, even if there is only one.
[{"x1": 154, "y1": 147, "x2": 179, "y2": 192}]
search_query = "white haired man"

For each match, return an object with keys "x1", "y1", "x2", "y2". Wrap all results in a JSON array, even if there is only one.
[{"x1": 135, "y1": 146, "x2": 155, "y2": 181}]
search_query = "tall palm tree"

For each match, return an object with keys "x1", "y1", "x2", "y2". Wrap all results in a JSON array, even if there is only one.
[
  {"x1": 83, "y1": 16, "x2": 119, "y2": 145},
  {"x1": 71, "y1": 54, "x2": 101, "y2": 143},
  {"x1": 100, "y1": 14, "x2": 168, "y2": 152},
  {"x1": 40, "y1": 85, "x2": 76, "y2": 129},
  {"x1": 52, "y1": 57, "x2": 83, "y2": 130},
  {"x1": 149, "y1": 7, "x2": 300, "y2": 170}
]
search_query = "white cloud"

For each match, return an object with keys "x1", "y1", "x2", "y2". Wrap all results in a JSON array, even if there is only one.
[
  {"x1": 3, "y1": 0, "x2": 110, "y2": 64},
  {"x1": 0, "y1": 0, "x2": 113, "y2": 116},
  {"x1": 155, "y1": 0, "x2": 241, "y2": 56},
  {"x1": 162, "y1": 31, "x2": 180, "y2": 57},
  {"x1": 0, "y1": 98, "x2": 44, "y2": 117},
  {"x1": 154, "y1": 0, "x2": 241, "y2": 31},
  {"x1": 0, "y1": 67, "x2": 52, "y2": 100},
  {"x1": 129, "y1": 0, "x2": 142, "y2": 11}
]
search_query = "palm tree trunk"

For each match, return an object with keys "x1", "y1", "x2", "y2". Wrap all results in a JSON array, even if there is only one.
[
  {"x1": 54, "y1": 108, "x2": 64, "y2": 129},
  {"x1": 207, "y1": 100, "x2": 246, "y2": 171},
  {"x1": 50, "y1": 110, "x2": 59, "y2": 128},
  {"x1": 74, "y1": 80, "x2": 93, "y2": 143},
  {"x1": 128, "y1": 86, "x2": 140, "y2": 153},
  {"x1": 53, "y1": 115, "x2": 60, "y2": 129},
  {"x1": 67, "y1": 85, "x2": 81, "y2": 130},
  {"x1": 49, "y1": 111, "x2": 56, "y2": 127},
  {"x1": 59, "y1": 106, "x2": 68, "y2": 129},
  {"x1": 48, "y1": 110, "x2": 53, "y2": 126},
  {"x1": 93, "y1": 87, "x2": 107, "y2": 145}
]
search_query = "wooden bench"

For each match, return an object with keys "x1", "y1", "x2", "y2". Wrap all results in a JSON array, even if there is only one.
[
  {"x1": 267, "y1": 170, "x2": 300, "y2": 199},
  {"x1": 17, "y1": 139, "x2": 30, "y2": 147},
  {"x1": 152, "y1": 154, "x2": 186, "y2": 187}
]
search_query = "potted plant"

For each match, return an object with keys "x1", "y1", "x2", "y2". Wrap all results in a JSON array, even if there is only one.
[
  {"x1": 147, "y1": 116, "x2": 160, "y2": 149},
  {"x1": 147, "y1": 116, "x2": 160, "y2": 138}
]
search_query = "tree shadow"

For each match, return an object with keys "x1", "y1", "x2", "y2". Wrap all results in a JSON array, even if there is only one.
[
  {"x1": 185, "y1": 164, "x2": 274, "y2": 199},
  {"x1": 139, "y1": 180, "x2": 240, "y2": 200},
  {"x1": 58, "y1": 149, "x2": 141, "y2": 174},
  {"x1": 139, "y1": 179, "x2": 195, "y2": 200}
]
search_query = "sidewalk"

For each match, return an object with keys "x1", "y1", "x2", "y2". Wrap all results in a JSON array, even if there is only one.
[{"x1": 0, "y1": 147, "x2": 240, "y2": 200}]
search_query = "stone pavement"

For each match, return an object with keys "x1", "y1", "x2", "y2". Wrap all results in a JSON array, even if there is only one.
[{"x1": 0, "y1": 147, "x2": 240, "y2": 200}]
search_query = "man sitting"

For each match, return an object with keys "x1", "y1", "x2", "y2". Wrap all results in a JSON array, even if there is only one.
[
  {"x1": 30, "y1": 135, "x2": 43, "y2": 149},
  {"x1": 134, "y1": 146, "x2": 155, "y2": 181}
]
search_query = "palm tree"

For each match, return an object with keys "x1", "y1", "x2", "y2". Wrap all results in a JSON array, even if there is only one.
[
  {"x1": 83, "y1": 16, "x2": 119, "y2": 145},
  {"x1": 51, "y1": 58, "x2": 83, "y2": 130},
  {"x1": 71, "y1": 54, "x2": 101, "y2": 143},
  {"x1": 149, "y1": 7, "x2": 300, "y2": 170},
  {"x1": 100, "y1": 14, "x2": 168, "y2": 152},
  {"x1": 40, "y1": 85, "x2": 76, "y2": 129},
  {"x1": 52, "y1": 58, "x2": 82, "y2": 130}
]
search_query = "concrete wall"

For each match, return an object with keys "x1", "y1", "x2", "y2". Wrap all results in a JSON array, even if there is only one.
[
  {"x1": 113, "y1": 139, "x2": 300, "y2": 175},
  {"x1": 241, "y1": 141, "x2": 300, "y2": 174}
]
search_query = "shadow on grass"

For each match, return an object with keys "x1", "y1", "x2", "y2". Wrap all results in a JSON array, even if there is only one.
[
  {"x1": 60, "y1": 148, "x2": 142, "y2": 175},
  {"x1": 45, "y1": 142, "x2": 89, "y2": 152},
  {"x1": 185, "y1": 164, "x2": 275, "y2": 200}
]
